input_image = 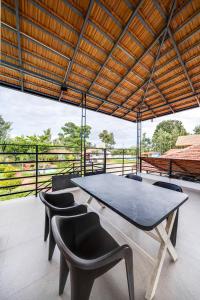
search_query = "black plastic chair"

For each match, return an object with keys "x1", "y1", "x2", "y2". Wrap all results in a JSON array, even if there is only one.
[
  {"x1": 52, "y1": 212, "x2": 135, "y2": 300},
  {"x1": 84, "y1": 169, "x2": 105, "y2": 176},
  {"x1": 125, "y1": 173, "x2": 142, "y2": 182},
  {"x1": 39, "y1": 191, "x2": 87, "y2": 260},
  {"x1": 153, "y1": 181, "x2": 183, "y2": 247},
  {"x1": 52, "y1": 174, "x2": 80, "y2": 191}
]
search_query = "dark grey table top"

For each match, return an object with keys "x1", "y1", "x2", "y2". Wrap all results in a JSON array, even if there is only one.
[{"x1": 71, "y1": 174, "x2": 188, "y2": 231}]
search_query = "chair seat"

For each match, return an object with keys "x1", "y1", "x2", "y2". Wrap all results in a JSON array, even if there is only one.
[{"x1": 74, "y1": 227, "x2": 119, "y2": 260}]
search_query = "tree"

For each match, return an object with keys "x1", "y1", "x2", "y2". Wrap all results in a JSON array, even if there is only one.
[
  {"x1": 152, "y1": 120, "x2": 187, "y2": 154},
  {"x1": 194, "y1": 125, "x2": 200, "y2": 134},
  {"x1": 141, "y1": 133, "x2": 152, "y2": 152},
  {"x1": 99, "y1": 130, "x2": 115, "y2": 148},
  {"x1": 58, "y1": 122, "x2": 91, "y2": 150},
  {"x1": 0, "y1": 165, "x2": 22, "y2": 194},
  {"x1": 0, "y1": 115, "x2": 12, "y2": 144}
]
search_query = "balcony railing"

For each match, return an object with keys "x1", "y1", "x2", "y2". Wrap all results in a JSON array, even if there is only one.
[
  {"x1": 141, "y1": 157, "x2": 200, "y2": 183},
  {"x1": 0, "y1": 144, "x2": 136, "y2": 200}
]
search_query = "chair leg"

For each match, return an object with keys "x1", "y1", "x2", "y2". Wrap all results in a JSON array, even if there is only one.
[
  {"x1": 59, "y1": 252, "x2": 69, "y2": 295},
  {"x1": 125, "y1": 255, "x2": 135, "y2": 300},
  {"x1": 44, "y1": 211, "x2": 49, "y2": 242},
  {"x1": 70, "y1": 268, "x2": 94, "y2": 300},
  {"x1": 48, "y1": 224, "x2": 56, "y2": 261}
]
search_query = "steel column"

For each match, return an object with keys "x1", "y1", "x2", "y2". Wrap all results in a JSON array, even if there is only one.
[
  {"x1": 136, "y1": 111, "x2": 142, "y2": 174},
  {"x1": 80, "y1": 93, "x2": 87, "y2": 176}
]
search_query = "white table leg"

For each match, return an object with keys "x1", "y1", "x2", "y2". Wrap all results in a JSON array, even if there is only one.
[
  {"x1": 145, "y1": 211, "x2": 178, "y2": 300},
  {"x1": 87, "y1": 196, "x2": 105, "y2": 208}
]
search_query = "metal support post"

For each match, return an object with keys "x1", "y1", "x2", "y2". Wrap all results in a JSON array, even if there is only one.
[
  {"x1": 80, "y1": 93, "x2": 87, "y2": 176},
  {"x1": 122, "y1": 149, "x2": 125, "y2": 176},
  {"x1": 103, "y1": 148, "x2": 107, "y2": 173},
  {"x1": 35, "y1": 145, "x2": 38, "y2": 196},
  {"x1": 136, "y1": 112, "x2": 142, "y2": 174}
]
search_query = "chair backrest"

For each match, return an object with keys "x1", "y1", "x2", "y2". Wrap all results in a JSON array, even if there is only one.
[
  {"x1": 39, "y1": 191, "x2": 74, "y2": 208},
  {"x1": 84, "y1": 169, "x2": 104, "y2": 176},
  {"x1": 153, "y1": 181, "x2": 183, "y2": 192},
  {"x1": 125, "y1": 173, "x2": 142, "y2": 182},
  {"x1": 52, "y1": 174, "x2": 80, "y2": 191},
  {"x1": 52, "y1": 212, "x2": 100, "y2": 264}
]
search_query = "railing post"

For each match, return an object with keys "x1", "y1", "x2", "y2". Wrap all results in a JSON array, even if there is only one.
[
  {"x1": 140, "y1": 156, "x2": 142, "y2": 173},
  {"x1": 122, "y1": 149, "x2": 125, "y2": 176},
  {"x1": 35, "y1": 145, "x2": 38, "y2": 197},
  {"x1": 168, "y1": 159, "x2": 172, "y2": 178},
  {"x1": 103, "y1": 148, "x2": 107, "y2": 173}
]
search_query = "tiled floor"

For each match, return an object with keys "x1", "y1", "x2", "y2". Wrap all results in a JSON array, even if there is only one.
[{"x1": 0, "y1": 183, "x2": 200, "y2": 300}]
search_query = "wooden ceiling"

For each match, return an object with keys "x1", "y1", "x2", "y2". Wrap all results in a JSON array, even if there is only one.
[{"x1": 0, "y1": 0, "x2": 200, "y2": 122}]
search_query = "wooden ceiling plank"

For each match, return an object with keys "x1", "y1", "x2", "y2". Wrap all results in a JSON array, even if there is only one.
[
  {"x1": 168, "y1": 28, "x2": 200, "y2": 106},
  {"x1": 87, "y1": 0, "x2": 145, "y2": 94}
]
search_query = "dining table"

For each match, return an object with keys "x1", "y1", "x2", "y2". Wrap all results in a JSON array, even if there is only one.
[{"x1": 71, "y1": 173, "x2": 188, "y2": 300}]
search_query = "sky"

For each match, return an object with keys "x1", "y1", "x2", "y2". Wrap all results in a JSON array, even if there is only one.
[{"x1": 0, "y1": 86, "x2": 200, "y2": 147}]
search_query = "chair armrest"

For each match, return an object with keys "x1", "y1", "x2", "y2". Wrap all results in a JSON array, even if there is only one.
[
  {"x1": 72, "y1": 244, "x2": 132, "y2": 270},
  {"x1": 51, "y1": 204, "x2": 87, "y2": 214}
]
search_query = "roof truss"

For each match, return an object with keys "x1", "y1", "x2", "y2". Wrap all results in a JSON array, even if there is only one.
[{"x1": 0, "y1": 0, "x2": 199, "y2": 122}]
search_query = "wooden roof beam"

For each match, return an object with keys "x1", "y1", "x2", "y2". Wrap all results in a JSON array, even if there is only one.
[
  {"x1": 141, "y1": 92, "x2": 200, "y2": 114},
  {"x1": 1, "y1": 22, "x2": 71, "y2": 61},
  {"x1": 15, "y1": 0, "x2": 23, "y2": 91},
  {"x1": 168, "y1": 28, "x2": 200, "y2": 106},
  {"x1": 30, "y1": 0, "x2": 79, "y2": 36},
  {"x1": 1, "y1": 39, "x2": 68, "y2": 73},
  {"x1": 122, "y1": 0, "x2": 177, "y2": 117},
  {"x1": 61, "y1": 0, "x2": 83, "y2": 18},
  {"x1": 151, "y1": 80, "x2": 174, "y2": 113},
  {"x1": 87, "y1": 0, "x2": 145, "y2": 93},
  {"x1": 59, "y1": 0, "x2": 95, "y2": 101},
  {"x1": 0, "y1": 60, "x2": 136, "y2": 115}
]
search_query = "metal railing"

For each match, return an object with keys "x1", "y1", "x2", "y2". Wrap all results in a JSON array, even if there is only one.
[
  {"x1": 0, "y1": 144, "x2": 136, "y2": 200},
  {"x1": 141, "y1": 157, "x2": 200, "y2": 182}
]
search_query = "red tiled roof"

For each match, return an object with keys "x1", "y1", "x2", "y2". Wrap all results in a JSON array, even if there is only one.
[
  {"x1": 176, "y1": 135, "x2": 200, "y2": 147},
  {"x1": 162, "y1": 145, "x2": 200, "y2": 160}
]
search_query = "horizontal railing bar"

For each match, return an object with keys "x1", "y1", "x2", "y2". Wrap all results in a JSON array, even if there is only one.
[
  {"x1": 0, "y1": 159, "x2": 81, "y2": 164},
  {"x1": 0, "y1": 189, "x2": 36, "y2": 197}
]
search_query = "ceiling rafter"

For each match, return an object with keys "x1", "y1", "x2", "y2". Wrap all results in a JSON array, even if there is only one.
[
  {"x1": 122, "y1": 0, "x2": 177, "y2": 117},
  {"x1": 1, "y1": 0, "x2": 199, "y2": 122},
  {"x1": 2, "y1": 28, "x2": 194, "y2": 109},
  {"x1": 59, "y1": 0, "x2": 95, "y2": 101},
  {"x1": 87, "y1": 0, "x2": 145, "y2": 93},
  {"x1": 1, "y1": 21, "x2": 70, "y2": 61},
  {"x1": 2, "y1": 2, "x2": 76, "y2": 54},
  {"x1": 106, "y1": 3, "x2": 199, "y2": 106},
  {"x1": 3, "y1": 0, "x2": 197, "y2": 106},
  {"x1": 0, "y1": 60, "x2": 137, "y2": 116},
  {"x1": 168, "y1": 28, "x2": 200, "y2": 106},
  {"x1": 141, "y1": 92, "x2": 200, "y2": 114},
  {"x1": 30, "y1": 0, "x2": 79, "y2": 36},
  {"x1": 151, "y1": 80, "x2": 174, "y2": 113},
  {"x1": 2, "y1": 52, "x2": 65, "y2": 81},
  {"x1": 1, "y1": 39, "x2": 68, "y2": 73},
  {"x1": 15, "y1": 0, "x2": 23, "y2": 91},
  {"x1": 104, "y1": 29, "x2": 166, "y2": 110}
]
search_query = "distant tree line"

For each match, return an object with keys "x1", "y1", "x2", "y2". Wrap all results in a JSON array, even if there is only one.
[
  {"x1": 141, "y1": 120, "x2": 199, "y2": 154},
  {"x1": 0, "y1": 115, "x2": 199, "y2": 155},
  {"x1": 0, "y1": 116, "x2": 116, "y2": 151}
]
